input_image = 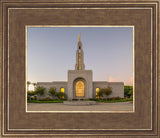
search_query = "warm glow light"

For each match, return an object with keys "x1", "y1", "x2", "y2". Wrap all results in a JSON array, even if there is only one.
[
  {"x1": 129, "y1": 76, "x2": 133, "y2": 85},
  {"x1": 61, "y1": 88, "x2": 65, "y2": 93},
  {"x1": 78, "y1": 53, "x2": 81, "y2": 70},
  {"x1": 108, "y1": 77, "x2": 115, "y2": 82},
  {"x1": 96, "y1": 88, "x2": 100, "y2": 98},
  {"x1": 75, "y1": 81, "x2": 85, "y2": 97},
  {"x1": 124, "y1": 76, "x2": 133, "y2": 86},
  {"x1": 60, "y1": 88, "x2": 65, "y2": 98},
  {"x1": 96, "y1": 88, "x2": 100, "y2": 92}
]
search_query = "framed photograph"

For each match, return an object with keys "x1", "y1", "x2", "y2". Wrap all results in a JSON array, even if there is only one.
[
  {"x1": 1, "y1": 0, "x2": 159, "y2": 137},
  {"x1": 26, "y1": 26, "x2": 134, "y2": 113}
]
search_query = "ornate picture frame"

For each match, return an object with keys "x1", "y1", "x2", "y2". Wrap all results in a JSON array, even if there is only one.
[{"x1": 0, "y1": 0, "x2": 159, "y2": 137}]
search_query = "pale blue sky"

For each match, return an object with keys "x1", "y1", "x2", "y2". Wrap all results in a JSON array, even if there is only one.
[{"x1": 27, "y1": 27, "x2": 133, "y2": 85}]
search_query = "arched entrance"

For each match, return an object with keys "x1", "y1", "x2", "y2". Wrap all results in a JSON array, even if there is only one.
[{"x1": 75, "y1": 81, "x2": 85, "y2": 97}]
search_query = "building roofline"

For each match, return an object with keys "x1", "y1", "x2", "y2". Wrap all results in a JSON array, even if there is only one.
[
  {"x1": 93, "y1": 81, "x2": 124, "y2": 84},
  {"x1": 37, "y1": 81, "x2": 67, "y2": 83},
  {"x1": 68, "y1": 69, "x2": 92, "y2": 71},
  {"x1": 108, "y1": 82, "x2": 124, "y2": 84}
]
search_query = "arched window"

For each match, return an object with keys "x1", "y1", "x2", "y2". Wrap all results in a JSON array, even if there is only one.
[
  {"x1": 60, "y1": 88, "x2": 65, "y2": 98},
  {"x1": 96, "y1": 88, "x2": 100, "y2": 98}
]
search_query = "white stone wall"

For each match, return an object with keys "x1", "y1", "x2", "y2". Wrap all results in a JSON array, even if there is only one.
[
  {"x1": 36, "y1": 80, "x2": 124, "y2": 100},
  {"x1": 93, "y1": 81, "x2": 124, "y2": 98},
  {"x1": 108, "y1": 82, "x2": 124, "y2": 98},
  {"x1": 93, "y1": 81, "x2": 109, "y2": 97},
  {"x1": 36, "y1": 82, "x2": 67, "y2": 99}
]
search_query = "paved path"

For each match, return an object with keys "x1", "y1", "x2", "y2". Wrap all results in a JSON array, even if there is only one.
[{"x1": 27, "y1": 102, "x2": 133, "y2": 112}]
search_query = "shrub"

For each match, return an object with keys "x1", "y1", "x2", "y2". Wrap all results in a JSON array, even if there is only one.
[
  {"x1": 124, "y1": 86, "x2": 133, "y2": 98},
  {"x1": 97, "y1": 91, "x2": 104, "y2": 98},
  {"x1": 102, "y1": 86, "x2": 112, "y2": 97},
  {"x1": 35, "y1": 86, "x2": 45, "y2": 96},
  {"x1": 128, "y1": 90, "x2": 133, "y2": 98},
  {"x1": 98, "y1": 86, "x2": 112, "y2": 99},
  {"x1": 83, "y1": 99, "x2": 89, "y2": 101},
  {"x1": 34, "y1": 96, "x2": 37, "y2": 100},
  {"x1": 62, "y1": 98, "x2": 67, "y2": 101},
  {"x1": 48, "y1": 87, "x2": 57, "y2": 98},
  {"x1": 30, "y1": 97, "x2": 34, "y2": 100},
  {"x1": 106, "y1": 97, "x2": 121, "y2": 101},
  {"x1": 115, "y1": 97, "x2": 121, "y2": 100},
  {"x1": 72, "y1": 99, "x2": 78, "y2": 101},
  {"x1": 111, "y1": 97, "x2": 121, "y2": 100},
  {"x1": 107, "y1": 98, "x2": 112, "y2": 101},
  {"x1": 89, "y1": 98, "x2": 98, "y2": 101},
  {"x1": 27, "y1": 91, "x2": 36, "y2": 96},
  {"x1": 39, "y1": 97, "x2": 53, "y2": 101},
  {"x1": 27, "y1": 91, "x2": 36, "y2": 101},
  {"x1": 56, "y1": 92, "x2": 66, "y2": 99}
]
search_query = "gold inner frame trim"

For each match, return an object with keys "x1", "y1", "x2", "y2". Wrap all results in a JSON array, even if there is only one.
[
  {"x1": 25, "y1": 25, "x2": 135, "y2": 113},
  {"x1": 25, "y1": 24, "x2": 135, "y2": 113}
]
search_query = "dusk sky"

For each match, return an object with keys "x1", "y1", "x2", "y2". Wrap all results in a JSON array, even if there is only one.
[{"x1": 27, "y1": 27, "x2": 133, "y2": 86}]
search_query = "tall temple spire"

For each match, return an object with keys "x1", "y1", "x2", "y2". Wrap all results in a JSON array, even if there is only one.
[
  {"x1": 75, "y1": 34, "x2": 85, "y2": 70},
  {"x1": 79, "y1": 33, "x2": 81, "y2": 42}
]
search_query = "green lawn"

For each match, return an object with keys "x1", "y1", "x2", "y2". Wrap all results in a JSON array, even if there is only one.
[
  {"x1": 96, "y1": 98, "x2": 133, "y2": 103},
  {"x1": 27, "y1": 100, "x2": 63, "y2": 103},
  {"x1": 27, "y1": 98, "x2": 133, "y2": 103}
]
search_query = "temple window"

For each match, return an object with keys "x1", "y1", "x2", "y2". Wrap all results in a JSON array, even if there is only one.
[
  {"x1": 96, "y1": 88, "x2": 100, "y2": 98},
  {"x1": 60, "y1": 88, "x2": 65, "y2": 98},
  {"x1": 61, "y1": 88, "x2": 65, "y2": 93}
]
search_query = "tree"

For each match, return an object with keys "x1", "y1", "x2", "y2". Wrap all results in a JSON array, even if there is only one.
[
  {"x1": 124, "y1": 86, "x2": 133, "y2": 98},
  {"x1": 103, "y1": 86, "x2": 112, "y2": 98},
  {"x1": 27, "y1": 90, "x2": 36, "y2": 100},
  {"x1": 99, "y1": 86, "x2": 112, "y2": 99},
  {"x1": 27, "y1": 91, "x2": 35, "y2": 96},
  {"x1": 97, "y1": 90, "x2": 104, "y2": 99},
  {"x1": 27, "y1": 81, "x2": 31, "y2": 91},
  {"x1": 35, "y1": 86, "x2": 45, "y2": 96},
  {"x1": 56, "y1": 92, "x2": 66, "y2": 99},
  {"x1": 32, "y1": 82, "x2": 37, "y2": 91},
  {"x1": 48, "y1": 87, "x2": 57, "y2": 99},
  {"x1": 128, "y1": 89, "x2": 133, "y2": 99}
]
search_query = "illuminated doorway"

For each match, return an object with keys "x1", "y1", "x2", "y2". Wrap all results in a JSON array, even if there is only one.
[{"x1": 75, "y1": 81, "x2": 85, "y2": 97}]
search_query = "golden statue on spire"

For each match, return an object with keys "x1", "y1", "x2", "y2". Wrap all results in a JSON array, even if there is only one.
[{"x1": 79, "y1": 33, "x2": 81, "y2": 42}]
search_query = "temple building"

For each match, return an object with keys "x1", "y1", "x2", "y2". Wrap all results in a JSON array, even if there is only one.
[{"x1": 37, "y1": 34, "x2": 124, "y2": 99}]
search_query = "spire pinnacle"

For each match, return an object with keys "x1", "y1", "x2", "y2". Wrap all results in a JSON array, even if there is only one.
[{"x1": 79, "y1": 33, "x2": 81, "y2": 42}]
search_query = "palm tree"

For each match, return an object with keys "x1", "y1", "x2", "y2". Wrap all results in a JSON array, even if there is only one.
[
  {"x1": 32, "y1": 82, "x2": 37, "y2": 91},
  {"x1": 27, "y1": 81, "x2": 31, "y2": 91}
]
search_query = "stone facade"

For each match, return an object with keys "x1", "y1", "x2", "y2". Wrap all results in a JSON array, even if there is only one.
[
  {"x1": 93, "y1": 81, "x2": 124, "y2": 98},
  {"x1": 37, "y1": 35, "x2": 124, "y2": 100},
  {"x1": 67, "y1": 70, "x2": 93, "y2": 99},
  {"x1": 37, "y1": 81, "x2": 124, "y2": 100},
  {"x1": 36, "y1": 82, "x2": 67, "y2": 100}
]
